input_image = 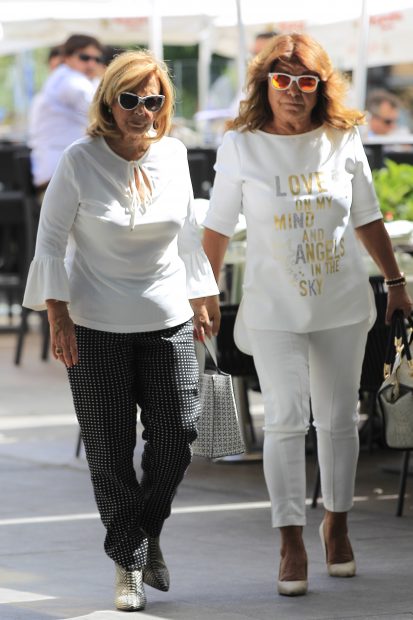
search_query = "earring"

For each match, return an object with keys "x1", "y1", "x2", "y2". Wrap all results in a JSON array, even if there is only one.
[{"x1": 108, "y1": 107, "x2": 112, "y2": 114}]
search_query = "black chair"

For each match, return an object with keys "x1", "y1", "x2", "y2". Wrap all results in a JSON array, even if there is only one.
[
  {"x1": 311, "y1": 276, "x2": 411, "y2": 516},
  {"x1": 75, "y1": 428, "x2": 83, "y2": 458},
  {"x1": 384, "y1": 151, "x2": 413, "y2": 166},
  {"x1": 0, "y1": 144, "x2": 31, "y2": 192},
  {"x1": 359, "y1": 276, "x2": 390, "y2": 450},
  {"x1": 0, "y1": 146, "x2": 20, "y2": 192},
  {"x1": 187, "y1": 148, "x2": 216, "y2": 199},
  {"x1": 364, "y1": 147, "x2": 413, "y2": 173},
  {"x1": 12, "y1": 149, "x2": 42, "y2": 227},
  {"x1": 14, "y1": 307, "x2": 50, "y2": 365},
  {"x1": 13, "y1": 149, "x2": 34, "y2": 190},
  {"x1": 364, "y1": 145, "x2": 384, "y2": 170},
  {"x1": 9, "y1": 149, "x2": 49, "y2": 365},
  {"x1": 0, "y1": 191, "x2": 34, "y2": 330},
  {"x1": 396, "y1": 451, "x2": 411, "y2": 517}
]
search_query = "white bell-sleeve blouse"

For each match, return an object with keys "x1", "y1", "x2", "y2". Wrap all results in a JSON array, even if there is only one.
[{"x1": 23, "y1": 135, "x2": 219, "y2": 333}]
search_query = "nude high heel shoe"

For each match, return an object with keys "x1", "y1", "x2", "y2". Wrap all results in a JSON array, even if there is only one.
[
  {"x1": 277, "y1": 525, "x2": 308, "y2": 596},
  {"x1": 319, "y1": 521, "x2": 356, "y2": 577},
  {"x1": 277, "y1": 575, "x2": 308, "y2": 596},
  {"x1": 277, "y1": 554, "x2": 308, "y2": 596}
]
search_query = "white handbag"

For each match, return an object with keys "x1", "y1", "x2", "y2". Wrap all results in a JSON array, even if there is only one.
[
  {"x1": 192, "y1": 338, "x2": 245, "y2": 459},
  {"x1": 233, "y1": 297, "x2": 253, "y2": 355},
  {"x1": 377, "y1": 311, "x2": 413, "y2": 450}
]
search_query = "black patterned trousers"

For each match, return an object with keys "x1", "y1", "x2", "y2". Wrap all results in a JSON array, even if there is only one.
[{"x1": 67, "y1": 320, "x2": 199, "y2": 570}]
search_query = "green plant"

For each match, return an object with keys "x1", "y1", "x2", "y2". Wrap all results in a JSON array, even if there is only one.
[{"x1": 372, "y1": 158, "x2": 413, "y2": 221}]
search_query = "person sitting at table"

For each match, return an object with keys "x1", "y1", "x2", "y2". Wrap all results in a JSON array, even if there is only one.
[
  {"x1": 366, "y1": 89, "x2": 407, "y2": 138},
  {"x1": 202, "y1": 32, "x2": 413, "y2": 597}
]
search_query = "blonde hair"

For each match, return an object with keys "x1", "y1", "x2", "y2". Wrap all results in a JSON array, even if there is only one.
[
  {"x1": 88, "y1": 50, "x2": 175, "y2": 142},
  {"x1": 228, "y1": 33, "x2": 365, "y2": 132}
]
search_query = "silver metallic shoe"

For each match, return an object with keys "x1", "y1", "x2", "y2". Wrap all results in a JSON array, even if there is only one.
[
  {"x1": 143, "y1": 536, "x2": 170, "y2": 592},
  {"x1": 114, "y1": 563, "x2": 147, "y2": 611}
]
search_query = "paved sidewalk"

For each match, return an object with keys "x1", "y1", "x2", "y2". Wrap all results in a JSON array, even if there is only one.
[{"x1": 0, "y1": 327, "x2": 412, "y2": 620}]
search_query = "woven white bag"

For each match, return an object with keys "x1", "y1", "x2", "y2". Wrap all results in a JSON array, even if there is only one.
[{"x1": 192, "y1": 339, "x2": 245, "y2": 459}]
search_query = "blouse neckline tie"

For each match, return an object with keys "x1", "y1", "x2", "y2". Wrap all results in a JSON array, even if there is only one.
[{"x1": 126, "y1": 161, "x2": 153, "y2": 230}]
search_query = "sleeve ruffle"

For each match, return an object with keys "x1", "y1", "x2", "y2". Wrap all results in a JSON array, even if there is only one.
[
  {"x1": 23, "y1": 256, "x2": 71, "y2": 311},
  {"x1": 180, "y1": 249, "x2": 220, "y2": 299}
]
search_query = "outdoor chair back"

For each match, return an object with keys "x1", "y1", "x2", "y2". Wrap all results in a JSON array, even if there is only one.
[{"x1": 0, "y1": 190, "x2": 34, "y2": 326}]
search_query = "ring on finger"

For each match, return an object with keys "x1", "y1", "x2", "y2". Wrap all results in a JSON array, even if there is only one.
[{"x1": 55, "y1": 347, "x2": 63, "y2": 354}]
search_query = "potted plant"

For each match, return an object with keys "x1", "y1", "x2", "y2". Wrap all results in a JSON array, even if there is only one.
[{"x1": 372, "y1": 158, "x2": 413, "y2": 222}]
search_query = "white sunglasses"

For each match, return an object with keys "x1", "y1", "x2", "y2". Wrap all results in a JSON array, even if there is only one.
[{"x1": 268, "y1": 72, "x2": 320, "y2": 93}]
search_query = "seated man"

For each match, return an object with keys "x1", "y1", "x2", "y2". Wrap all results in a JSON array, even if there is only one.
[
  {"x1": 366, "y1": 89, "x2": 409, "y2": 138},
  {"x1": 363, "y1": 88, "x2": 412, "y2": 160}
]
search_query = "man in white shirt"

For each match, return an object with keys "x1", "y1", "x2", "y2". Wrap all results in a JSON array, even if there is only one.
[
  {"x1": 28, "y1": 45, "x2": 63, "y2": 151},
  {"x1": 29, "y1": 34, "x2": 104, "y2": 194}
]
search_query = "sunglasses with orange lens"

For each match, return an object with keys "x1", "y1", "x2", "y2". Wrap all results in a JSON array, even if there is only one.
[{"x1": 268, "y1": 73, "x2": 320, "y2": 93}]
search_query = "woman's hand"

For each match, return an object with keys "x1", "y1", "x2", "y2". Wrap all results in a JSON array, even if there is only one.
[
  {"x1": 46, "y1": 300, "x2": 78, "y2": 367},
  {"x1": 204, "y1": 295, "x2": 221, "y2": 335},
  {"x1": 190, "y1": 297, "x2": 215, "y2": 342},
  {"x1": 385, "y1": 286, "x2": 413, "y2": 324},
  {"x1": 354, "y1": 220, "x2": 413, "y2": 323}
]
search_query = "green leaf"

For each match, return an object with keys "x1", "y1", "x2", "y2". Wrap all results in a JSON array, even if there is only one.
[{"x1": 373, "y1": 160, "x2": 413, "y2": 221}]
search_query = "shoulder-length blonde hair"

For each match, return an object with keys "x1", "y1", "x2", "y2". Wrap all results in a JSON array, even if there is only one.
[
  {"x1": 88, "y1": 50, "x2": 175, "y2": 142},
  {"x1": 228, "y1": 33, "x2": 365, "y2": 132}
]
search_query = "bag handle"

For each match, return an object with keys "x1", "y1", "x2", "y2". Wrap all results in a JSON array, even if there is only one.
[
  {"x1": 396, "y1": 312, "x2": 413, "y2": 364},
  {"x1": 383, "y1": 311, "x2": 399, "y2": 378},
  {"x1": 384, "y1": 310, "x2": 413, "y2": 378},
  {"x1": 204, "y1": 337, "x2": 218, "y2": 368},
  {"x1": 195, "y1": 337, "x2": 219, "y2": 374}
]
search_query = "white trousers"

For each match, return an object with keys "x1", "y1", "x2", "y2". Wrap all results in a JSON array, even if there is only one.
[{"x1": 248, "y1": 319, "x2": 370, "y2": 527}]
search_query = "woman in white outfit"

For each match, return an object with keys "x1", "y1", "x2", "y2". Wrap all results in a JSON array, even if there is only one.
[
  {"x1": 202, "y1": 33, "x2": 412, "y2": 596},
  {"x1": 23, "y1": 50, "x2": 219, "y2": 612}
]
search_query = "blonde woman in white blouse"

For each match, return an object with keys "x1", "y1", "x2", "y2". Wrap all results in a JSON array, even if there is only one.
[
  {"x1": 23, "y1": 50, "x2": 219, "y2": 612},
  {"x1": 203, "y1": 33, "x2": 413, "y2": 597}
]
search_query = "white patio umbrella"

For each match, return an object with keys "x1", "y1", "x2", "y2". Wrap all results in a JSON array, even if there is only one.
[
  {"x1": 227, "y1": 0, "x2": 413, "y2": 110},
  {"x1": 2, "y1": 1, "x2": 413, "y2": 59},
  {"x1": 1, "y1": 0, "x2": 413, "y2": 113}
]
